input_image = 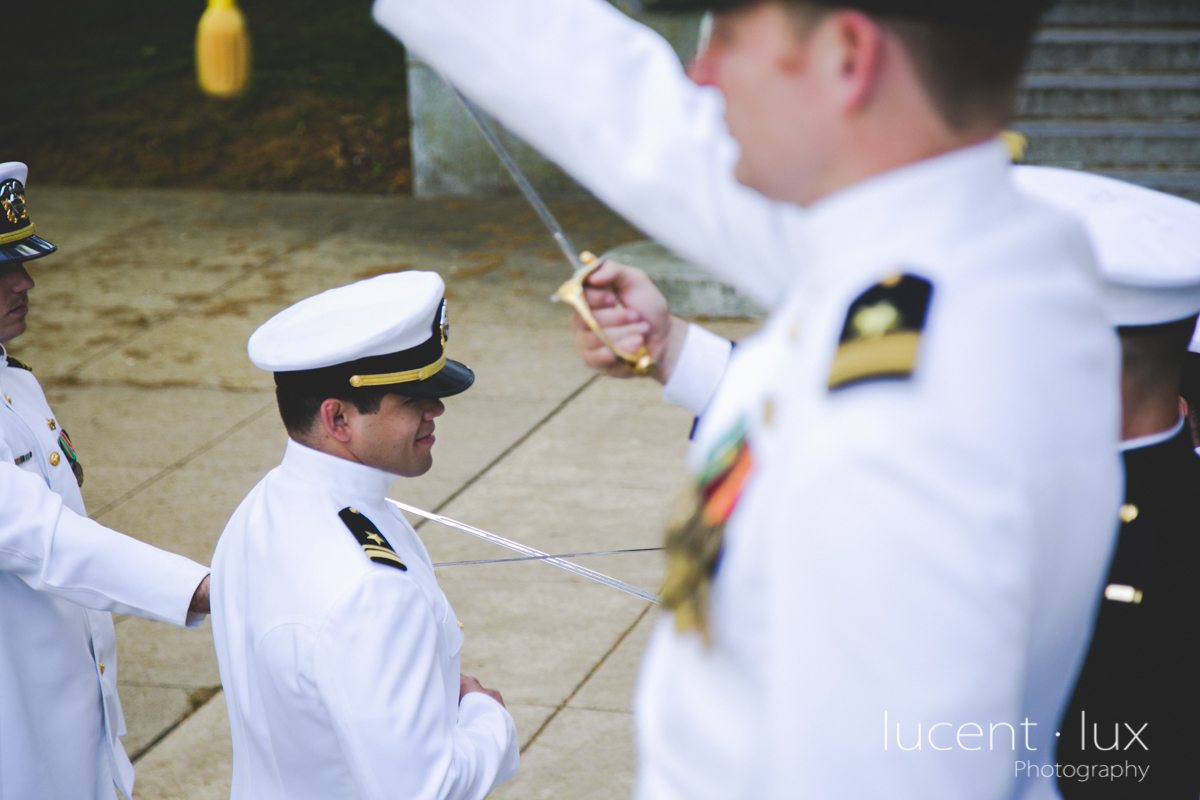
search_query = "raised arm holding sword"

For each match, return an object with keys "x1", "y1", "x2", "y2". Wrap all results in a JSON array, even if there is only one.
[{"x1": 372, "y1": 2, "x2": 1123, "y2": 800}]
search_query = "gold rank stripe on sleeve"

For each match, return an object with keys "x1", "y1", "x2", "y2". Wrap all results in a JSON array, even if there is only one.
[
  {"x1": 828, "y1": 273, "x2": 934, "y2": 391},
  {"x1": 337, "y1": 507, "x2": 407, "y2": 571}
]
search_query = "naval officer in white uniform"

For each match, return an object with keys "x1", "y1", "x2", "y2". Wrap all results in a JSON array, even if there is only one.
[
  {"x1": 0, "y1": 162, "x2": 213, "y2": 800},
  {"x1": 371, "y1": 1, "x2": 1123, "y2": 798},
  {"x1": 211, "y1": 271, "x2": 519, "y2": 800}
]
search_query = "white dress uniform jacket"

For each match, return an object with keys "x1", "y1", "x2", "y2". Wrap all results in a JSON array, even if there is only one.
[
  {"x1": 373, "y1": 2, "x2": 1123, "y2": 799},
  {"x1": 211, "y1": 439, "x2": 519, "y2": 800},
  {"x1": 0, "y1": 348, "x2": 210, "y2": 800}
]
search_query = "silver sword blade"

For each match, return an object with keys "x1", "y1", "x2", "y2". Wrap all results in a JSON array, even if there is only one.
[
  {"x1": 435, "y1": 547, "x2": 662, "y2": 568},
  {"x1": 446, "y1": 81, "x2": 587, "y2": 274},
  {"x1": 388, "y1": 498, "x2": 661, "y2": 604}
]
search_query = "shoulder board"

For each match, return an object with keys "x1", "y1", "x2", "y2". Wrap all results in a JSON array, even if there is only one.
[
  {"x1": 338, "y1": 507, "x2": 407, "y2": 571},
  {"x1": 828, "y1": 273, "x2": 933, "y2": 391},
  {"x1": 5, "y1": 356, "x2": 32, "y2": 372}
]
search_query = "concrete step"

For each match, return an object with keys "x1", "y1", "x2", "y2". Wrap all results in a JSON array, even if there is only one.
[
  {"x1": 599, "y1": 241, "x2": 765, "y2": 319},
  {"x1": 1042, "y1": 0, "x2": 1200, "y2": 25},
  {"x1": 1012, "y1": 122, "x2": 1200, "y2": 163},
  {"x1": 1086, "y1": 168, "x2": 1200, "y2": 201},
  {"x1": 1028, "y1": 29, "x2": 1200, "y2": 72},
  {"x1": 1016, "y1": 74, "x2": 1200, "y2": 118}
]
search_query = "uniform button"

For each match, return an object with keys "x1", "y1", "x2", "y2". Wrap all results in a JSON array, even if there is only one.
[
  {"x1": 762, "y1": 398, "x2": 775, "y2": 426},
  {"x1": 47, "y1": 418, "x2": 57, "y2": 430},
  {"x1": 789, "y1": 320, "x2": 802, "y2": 341},
  {"x1": 457, "y1": 621, "x2": 464, "y2": 630},
  {"x1": 49, "y1": 452, "x2": 60, "y2": 467},
  {"x1": 99, "y1": 662, "x2": 105, "y2": 675},
  {"x1": 1119, "y1": 504, "x2": 1138, "y2": 523},
  {"x1": 1104, "y1": 584, "x2": 1143, "y2": 604},
  {"x1": 3, "y1": 395, "x2": 10, "y2": 404}
]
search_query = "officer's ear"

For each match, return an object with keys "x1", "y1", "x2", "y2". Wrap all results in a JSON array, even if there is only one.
[{"x1": 318, "y1": 398, "x2": 355, "y2": 443}]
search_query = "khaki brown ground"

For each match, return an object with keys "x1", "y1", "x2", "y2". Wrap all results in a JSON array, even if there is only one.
[{"x1": 19, "y1": 185, "x2": 757, "y2": 799}]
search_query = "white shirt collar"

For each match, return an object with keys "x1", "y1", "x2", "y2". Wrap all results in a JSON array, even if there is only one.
[
  {"x1": 803, "y1": 139, "x2": 1013, "y2": 286},
  {"x1": 278, "y1": 437, "x2": 398, "y2": 502},
  {"x1": 1118, "y1": 413, "x2": 1186, "y2": 452}
]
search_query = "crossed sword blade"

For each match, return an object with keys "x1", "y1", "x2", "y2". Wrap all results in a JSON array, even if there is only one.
[{"x1": 387, "y1": 498, "x2": 661, "y2": 605}]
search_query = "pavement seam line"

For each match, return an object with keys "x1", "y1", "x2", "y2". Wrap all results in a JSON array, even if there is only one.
[
  {"x1": 130, "y1": 688, "x2": 224, "y2": 764},
  {"x1": 414, "y1": 373, "x2": 601, "y2": 528},
  {"x1": 89, "y1": 401, "x2": 277, "y2": 520},
  {"x1": 518, "y1": 602, "x2": 652, "y2": 755}
]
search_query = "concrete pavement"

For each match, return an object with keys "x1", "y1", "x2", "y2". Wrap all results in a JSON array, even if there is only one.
[{"x1": 20, "y1": 186, "x2": 757, "y2": 799}]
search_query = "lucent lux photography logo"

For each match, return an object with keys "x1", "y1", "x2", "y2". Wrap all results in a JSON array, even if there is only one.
[{"x1": 883, "y1": 711, "x2": 1150, "y2": 785}]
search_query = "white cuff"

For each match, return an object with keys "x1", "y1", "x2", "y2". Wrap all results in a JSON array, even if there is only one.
[{"x1": 662, "y1": 324, "x2": 733, "y2": 418}]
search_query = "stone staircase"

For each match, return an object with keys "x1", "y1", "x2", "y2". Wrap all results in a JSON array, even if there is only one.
[{"x1": 1014, "y1": 0, "x2": 1200, "y2": 200}]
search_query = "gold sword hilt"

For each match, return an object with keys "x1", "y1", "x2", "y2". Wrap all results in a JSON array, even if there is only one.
[{"x1": 553, "y1": 252, "x2": 655, "y2": 376}]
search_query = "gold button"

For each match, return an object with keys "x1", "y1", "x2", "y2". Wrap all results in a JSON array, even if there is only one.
[
  {"x1": 457, "y1": 621, "x2": 464, "y2": 630},
  {"x1": 880, "y1": 273, "x2": 903, "y2": 288},
  {"x1": 1119, "y1": 504, "x2": 1138, "y2": 524},
  {"x1": 762, "y1": 398, "x2": 775, "y2": 426},
  {"x1": 3, "y1": 395, "x2": 10, "y2": 404},
  {"x1": 789, "y1": 320, "x2": 802, "y2": 341},
  {"x1": 47, "y1": 418, "x2": 56, "y2": 431},
  {"x1": 49, "y1": 452, "x2": 60, "y2": 467},
  {"x1": 99, "y1": 662, "x2": 105, "y2": 675}
]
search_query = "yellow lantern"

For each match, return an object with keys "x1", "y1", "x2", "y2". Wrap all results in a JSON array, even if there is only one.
[{"x1": 196, "y1": 0, "x2": 251, "y2": 98}]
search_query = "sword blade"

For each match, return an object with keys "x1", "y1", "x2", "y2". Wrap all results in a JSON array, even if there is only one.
[
  {"x1": 446, "y1": 81, "x2": 587, "y2": 273},
  {"x1": 388, "y1": 498, "x2": 661, "y2": 604},
  {"x1": 435, "y1": 547, "x2": 662, "y2": 568}
]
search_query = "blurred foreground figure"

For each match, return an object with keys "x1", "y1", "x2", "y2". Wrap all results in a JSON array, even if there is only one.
[
  {"x1": 0, "y1": 162, "x2": 212, "y2": 800},
  {"x1": 211, "y1": 272, "x2": 518, "y2": 800},
  {"x1": 372, "y1": 0, "x2": 1123, "y2": 797},
  {"x1": 1011, "y1": 167, "x2": 1200, "y2": 799},
  {"x1": 615, "y1": 165, "x2": 1200, "y2": 796}
]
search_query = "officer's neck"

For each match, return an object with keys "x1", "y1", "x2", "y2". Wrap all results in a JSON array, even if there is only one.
[
  {"x1": 1120, "y1": 382, "x2": 1184, "y2": 443},
  {"x1": 765, "y1": 32, "x2": 1002, "y2": 208}
]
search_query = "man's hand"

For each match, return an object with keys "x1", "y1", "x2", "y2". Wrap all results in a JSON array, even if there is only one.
[
  {"x1": 189, "y1": 574, "x2": 211, "y2": 616},
  {"x1": 460, "y1": 673, "x2": 506, "y2": 708},
  {"x1": 570, "y1": 260, "x2": 689, "y2": 384}
]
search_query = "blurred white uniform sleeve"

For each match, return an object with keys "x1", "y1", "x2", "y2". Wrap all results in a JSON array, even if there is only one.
[
  {"x1": 662, "y1": 324, "x2": 733, "y2": 417},
  {"x1": 372, "y1": 0, "x2": 807, "y2": 309},
  {"x1": 313, "y1": 572, "x2": 519, "y2": 800},
  {"x1": 0, "y1": 462, "x2": 210, "y2": 628}
]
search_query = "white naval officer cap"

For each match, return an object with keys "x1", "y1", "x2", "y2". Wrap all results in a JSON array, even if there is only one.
[
  {"x1": 248, "y1": 271, "x2": 474, "y2": 398},
  {"x1": 1013, "y1": 165, "x2": 1200, "y2": 327},
  {"x1": 0, "y1": 162, "x2": 58, "y2": 266}
]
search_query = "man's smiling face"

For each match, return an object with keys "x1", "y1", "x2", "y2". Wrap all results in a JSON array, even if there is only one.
[
  {"x1": 0, "y1": 264, "x2": 34, "y2": 344},
  {"x1": 345, "y1": 393, "x2": 445, "y2": 478}
]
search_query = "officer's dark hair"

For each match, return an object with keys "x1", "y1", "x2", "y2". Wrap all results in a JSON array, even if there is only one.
[
  {"x1": 785, "y1": 2, "x2": 1048, "y2": 132},
  {"x1": 275, "y1": 385, "x2": 394, "y2": 440},
  {"x1": 1118, "y1": 315, "x2": 1199, "y2": 397}
]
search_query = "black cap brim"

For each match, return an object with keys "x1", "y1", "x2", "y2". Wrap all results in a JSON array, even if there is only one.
[
  {"x1": 0, "y1": 234, "x2": 57, "y2": 266},
  {"x1": 395, "y1": 359, "x2": 475, "y2": 399},
  {"x1": 640, "y1": 0, "x2": 1052, "y2": 22}
]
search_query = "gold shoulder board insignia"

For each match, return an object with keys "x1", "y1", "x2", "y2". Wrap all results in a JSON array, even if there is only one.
[
  {"x1": 5, "y1": 356, "x2": 32, "y2": 372},
  {"x1": 338, "y1": 507, "x2": 407, "y2": 571},
  {"x1": 828, "y1": 273, "x2": 933, "y2": 391}
]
